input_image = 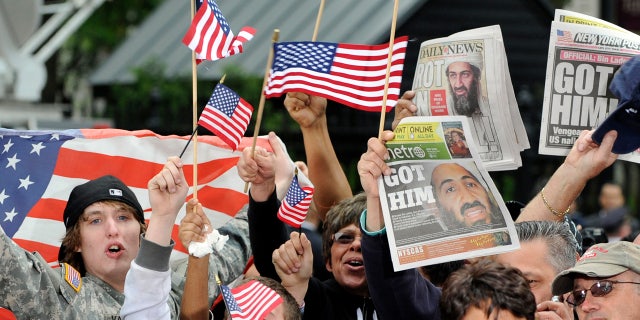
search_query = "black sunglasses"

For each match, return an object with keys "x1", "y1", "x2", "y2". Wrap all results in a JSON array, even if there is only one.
[
  {"x1": 567, "y1": 280, "x2": 640, "y2": 306},
  {"x1": 332, "y1": 231, "x2": 361, "y2": 245}
]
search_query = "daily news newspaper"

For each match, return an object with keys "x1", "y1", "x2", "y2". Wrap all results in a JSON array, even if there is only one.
[
  {"x1": 539, "y1": 10, "x2": 640, "y2": 163},
  {"x1": 411, "y1": 25, "x2": 529, "y2": 171},
  {"x1": 378, "y1": 116, "x2": 519, "y2": 271}
]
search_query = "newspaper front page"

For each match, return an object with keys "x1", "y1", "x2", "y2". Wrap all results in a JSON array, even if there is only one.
[
  {"x1": 378, "y1": 116, "x2": 519, "y2": 271},
  {"x1": 411, "y1": 25, "x2": 527, "y2": 171},
  {"x1": 539, "y1": 10, "x2": 640, "y2": 162}
]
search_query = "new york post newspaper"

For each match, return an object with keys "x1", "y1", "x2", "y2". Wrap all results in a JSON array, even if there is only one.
[{"x1": 540, "y1": 10, "x2": 640, "y2": 162}]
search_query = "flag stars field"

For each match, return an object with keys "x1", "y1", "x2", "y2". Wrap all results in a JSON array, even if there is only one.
[
  {"x1": 19, "y1": 176, "x2": 35, "y2": 190},
  {"x1": 31, "y1": 142, "x2": 46, "y2": 155},
  {"x1": 6, "y1": 154, "x2": 20, "y2": 170},
  {"x1": 0, "y1": 190, "x2": 8, "y2": 204},
  {"x1": 4, "y1": 208, "x2": 18, "y2": 222},
  {"x1": 2, "y1": 139, "x2": 13, "y2": 153}
]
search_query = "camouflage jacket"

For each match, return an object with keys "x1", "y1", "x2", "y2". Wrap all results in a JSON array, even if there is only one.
[{"x1": 0, "y1": 210, "x2": 250, "y2": 320}]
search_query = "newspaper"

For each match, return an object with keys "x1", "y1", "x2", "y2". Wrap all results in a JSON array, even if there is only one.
[
  {"x1": 411, "y1": 25, "x2": 529, "y2": 171},
  {"x1": 539, "y1": 10, "x2": 640, "y2": 163},
  {"x1": 378, "y1": 116, "x2": 519, "y2": 271}
]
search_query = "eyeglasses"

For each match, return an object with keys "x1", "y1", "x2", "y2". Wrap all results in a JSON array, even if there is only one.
[
  {"x1": 566, "y1": 280, "x2": 640, "y2": 306},
  {"x1": 332, "y1": 231, "x2": 361, "y2": 245}
]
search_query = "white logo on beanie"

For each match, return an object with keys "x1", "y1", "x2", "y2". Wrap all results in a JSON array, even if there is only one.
[{"x1": 109, "y1": 189, "x2": 123, "y2": 196}]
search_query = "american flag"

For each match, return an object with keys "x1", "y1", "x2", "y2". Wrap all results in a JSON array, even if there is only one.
[
  {"x1": 557, "y1": 30, "x2": 573, "y2": 43},
  {"x1": 182, "y1": 0, "x2": 256, "y2": 62},
  {"x1": 0, "y1": 128, "x2": 269, "y2": 265},
  {"x1": 264, "y1": 36, "x2": 408, "y2": 112},
  {"x1": 221, "y1": 280, "x2": 283, "y2": 320},
  {"x1": 277, "y1": 175, "x2": 314, "y2": 228},
  {"x1": 198, "y1": 84, "x2": 253, "y2": 150}
]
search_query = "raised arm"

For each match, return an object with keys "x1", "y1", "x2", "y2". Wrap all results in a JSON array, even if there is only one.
[
  {"x1": 237, "y1": 137, "x2": 288, "y2": 280},
  {"x1": 272, "y1": 231, "x2": 313, "y2": 309},
  {"x1": 122, "y1": 157, "x2": 188, "y2": 320},
  {"x1": 357, "y1": 131, "x2": 442, "y2": 320},
  {"x1": 179, "y1": 199, "x2": 212, "y2": 320},
  {"x1": 284, "y1": 92, "x2": 352, "y2": 219},
  {"x1": 518, "y1": 130, "x2": 618, "y2": 222}
]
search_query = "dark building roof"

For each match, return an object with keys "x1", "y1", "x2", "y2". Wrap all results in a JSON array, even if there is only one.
[{"x1": 90, "y1": 0, "x2": 428, "y2": 85}]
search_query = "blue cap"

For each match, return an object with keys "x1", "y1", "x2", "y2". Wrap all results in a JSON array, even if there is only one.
[{"x1": 592, "y1": 55, "x2": 640, "y2": 154}]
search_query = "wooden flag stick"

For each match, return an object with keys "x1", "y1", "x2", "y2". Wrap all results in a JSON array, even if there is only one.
[
  {"x1": 190, "y1": 0, "x2": 199, "y2": 199},
  {"x1": 244, "y1": 29, "x2": 280, "y2": 193},
  {"x1": 377, "y1": 0, "x2": 401, "y2": 139},
  {"x1": 312, "y1": 0, "x2": 326, "y2": 41}
]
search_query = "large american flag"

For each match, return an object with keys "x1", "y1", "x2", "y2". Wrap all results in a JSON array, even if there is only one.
[
  {"x1": 221, "y1": 280, "x2": 283, "y2": 320},
  {"x1": 198, "y1": 84, "x2": 253, "y2": 150},
  {"x1": 0, "y1": 128, "x2": 269, "y2": 265},
  {"x1": 264, "y1": 36, "x2": 408, "y2": 112},
  {"x1": 277, "y1": 175, "x2": 314, "y2": 228},
  {"x1": 182, "y1": 0, "x2": 256, "y2": 62}
]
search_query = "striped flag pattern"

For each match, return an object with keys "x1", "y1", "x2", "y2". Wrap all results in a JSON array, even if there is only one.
[
  {"x1": 277, "y1": 175, "x2": 314, "y2": 228},
  {"x1": 182, "y1": 0, "x2": 255, "y2": 62},
  {"x1": 198, "y1": 84, "x2": 253, "y2": 150},
  {"x1": 265, "y1": 36, "x2": 408, "y2": 112},
  {"x1": 0, "y1": 128, "x2": 269, "y2": 265},
  {"x1": 221, "y1": 280, "x2": 283, "y2": 320}
]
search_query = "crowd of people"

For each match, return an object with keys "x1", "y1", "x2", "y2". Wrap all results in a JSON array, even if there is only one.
[{"x1": 0, "y1": 85, "x2": 638, "y2": 320}]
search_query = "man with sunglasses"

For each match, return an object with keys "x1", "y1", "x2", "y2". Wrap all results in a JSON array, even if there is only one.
[{"x1": 552, "y1": 241, "x2": 640, "y2": 319}]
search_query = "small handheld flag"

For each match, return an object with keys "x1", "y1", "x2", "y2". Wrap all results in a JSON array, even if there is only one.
[
  {"x1": 219, "y1": 279, "x2": 283, "y2": 320},
  {"x1": 182, "y1": 0, "x2": 256, "y2": 62},
  {"x1": 198, "y1": 84, "x2": 253, "y2": 150},
  {"x1": 277, "y1": 171, "x2": 314, "y2": 228}
]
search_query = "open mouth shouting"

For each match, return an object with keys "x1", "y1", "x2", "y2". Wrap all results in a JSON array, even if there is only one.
[{"x1": 105, "y1": 242, "x2": 124, "y2": 258}]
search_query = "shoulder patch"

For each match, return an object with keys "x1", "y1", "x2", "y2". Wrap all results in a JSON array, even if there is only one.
[{"x1": 61, "y1": 263, "x2": 82, "y2": 292}]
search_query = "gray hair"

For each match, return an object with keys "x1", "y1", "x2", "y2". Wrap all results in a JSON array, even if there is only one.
[{"x1": 515, "y1": 221, "x2": 578, "y2": 273}]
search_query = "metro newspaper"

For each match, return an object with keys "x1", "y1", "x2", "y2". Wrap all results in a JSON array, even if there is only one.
[
  {"x1": 539, "y1": 10, "x2": 640, "y2": 162},
  {"x1": 377, "y1": 116, "x2": 519, "y2": 271}
]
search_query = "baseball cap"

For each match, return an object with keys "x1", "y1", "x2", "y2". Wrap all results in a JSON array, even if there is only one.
[
  {"x1": 552, "y1": 241, "x2": 640, "y2": 295},
  {"x1": 592, "y1": 55, "x2": 640, "y2": 154},
  {"x1": 58, "y1": 175, "x2": 145, "y2": 261}
]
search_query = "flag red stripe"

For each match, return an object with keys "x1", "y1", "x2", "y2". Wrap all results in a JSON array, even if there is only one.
[
  {"x1": 53, "y1": 148, "x2": 162, "y2": 189},
  {"x1": 29, "y1": 198, "x2": 67, "y2": 220},
  {"x1": 181, "y1": 4, "x2": 208, "y2": 47},
  {"x1": 268, "y1": 71, "x2": 404, "y2": 93},
  {"x1": 188, "y1": 186, "x2": 248, "y2": 216}
]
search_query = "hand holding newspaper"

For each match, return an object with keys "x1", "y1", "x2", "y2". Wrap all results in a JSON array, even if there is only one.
[
  {"x1": 378, "y1": 116, "x2": 519, "y2": 271},
  {"x1": 411, "y1": 25, "x2": 529, "y2": 171}
]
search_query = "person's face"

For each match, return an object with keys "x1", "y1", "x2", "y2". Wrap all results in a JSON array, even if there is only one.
[
  {"x1": 326, "y1": 224, "x2": 367, "y2": 295},
  {"x1": 452, "y1": 132, "x2": 461, "y2": 142},
  {"x1": 447, "y1": 62, "x2": 475, "y2": 99},
  {"x1": 462, "y1": 305, "x2": 526, "y2": 320},
  {"x1": 433, "y1": 164, "x2": 493, "y2": 227},
  {"x1": 572, "y1": 271, "x2": 640, "y2": 319},
  {"x1": 599, "y1": 184, "x2": 624, "y2": 211},
  {"x1": 77, "y1": 201, "x2": 141, "y2": 290},
  {"x1": 494, "y1": 239, "x2": 557, "y2": 304}
]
